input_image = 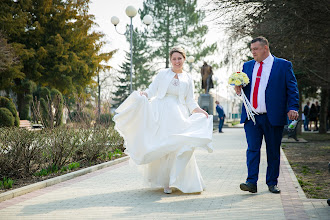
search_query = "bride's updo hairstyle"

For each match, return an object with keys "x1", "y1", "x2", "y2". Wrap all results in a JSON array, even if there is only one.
[{"x1": 169, "y1": 46, "x2": 186, "y2": 59}]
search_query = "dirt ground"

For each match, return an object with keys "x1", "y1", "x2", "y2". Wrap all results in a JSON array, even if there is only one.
[{"x1": 282, "y1": 132, "x2": 330, "y2": 199}]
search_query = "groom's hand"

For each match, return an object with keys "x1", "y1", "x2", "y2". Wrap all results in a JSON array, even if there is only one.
[
  {"x1": 287, "y1": 110, "x2": 299, "y2": 120},
  {"x1": 234, "y1": 85, "x2": 243, "y2": 95}
]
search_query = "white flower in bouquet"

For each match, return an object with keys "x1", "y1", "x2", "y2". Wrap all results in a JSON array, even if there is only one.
[{"x1": 228, "y1": 71, "x2": 258, "y2": 124}]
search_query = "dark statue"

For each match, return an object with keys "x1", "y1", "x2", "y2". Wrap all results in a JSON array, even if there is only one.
[{"x1": 201, "y1": 62, "x2": 214, "y2": 94}]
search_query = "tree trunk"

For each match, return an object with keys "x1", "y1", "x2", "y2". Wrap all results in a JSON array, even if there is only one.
[
  {"x1": 297, "y1": 83, "x2": 303, "y2": 134},
  {"x1": 319, "y1": 86, "x2": 329, "y2": 134},
  {"x1": 98, "y1": 72, "x2": 101, "y2": 121},
  {"x1": 17, "y1": 93, "x2": 26, "y2": 120}
]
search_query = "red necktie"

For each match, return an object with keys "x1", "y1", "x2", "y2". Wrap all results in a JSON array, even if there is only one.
[{"x1": 252, "y1": 61, "x2": 263, "y2": 109}]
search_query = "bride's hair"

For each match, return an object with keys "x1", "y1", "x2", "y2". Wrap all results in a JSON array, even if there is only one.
[{"x1": 169, "y1": 46, "x2": 186, "y2": 59}]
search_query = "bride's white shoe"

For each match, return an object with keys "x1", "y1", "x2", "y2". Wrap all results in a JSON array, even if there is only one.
[{"x1": 164, "y1": 187, "x2": 172, "y2": 194}]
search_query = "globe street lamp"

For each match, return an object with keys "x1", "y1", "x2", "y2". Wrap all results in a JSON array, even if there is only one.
[
  {"x1": 111, "y1": 6, "x2": 152, "y2": 93},
  {"x1": 187, "y1": 56, "x2": 195, "y2": 72}
]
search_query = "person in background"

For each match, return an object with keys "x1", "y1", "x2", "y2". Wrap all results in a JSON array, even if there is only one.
[
  {"x1": 303, "y1": 101, "x2": 310, "y2": 131},
  {"x1": 215, "y1": 101, "x2": 225, "y2": 133},
  {"x1": 315, "y1": 101, "x2": 320, "y2": 131},
  {"x1": 309, "y1": 103, "x2": 318, "y2": 131}
]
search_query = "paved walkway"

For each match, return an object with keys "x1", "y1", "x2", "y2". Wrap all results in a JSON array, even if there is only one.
[{"x1": 0, "y1": 128, "x2": 329, "y2": 219}]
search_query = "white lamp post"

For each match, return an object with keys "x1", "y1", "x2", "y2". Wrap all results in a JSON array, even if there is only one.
[
  {"x1": 111, "y1": 6, "x2": 152, "y2": 93},
  {"x1": 213, "y1": 76, "x2": 219, "y2": 99}
]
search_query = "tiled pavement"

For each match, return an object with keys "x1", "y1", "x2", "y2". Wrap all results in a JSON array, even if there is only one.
[{"x1": 0, "y1": 128, "x2": 329, "y2": 219}]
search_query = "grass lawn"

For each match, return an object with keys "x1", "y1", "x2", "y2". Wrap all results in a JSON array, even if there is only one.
[{"x1": 282, "y1": 132, "x2": 330, "y2": 199}]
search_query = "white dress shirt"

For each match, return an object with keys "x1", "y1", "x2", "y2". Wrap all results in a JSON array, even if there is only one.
[{"x1": 250, "y1": 54, "x2": 274, "y2": 113}]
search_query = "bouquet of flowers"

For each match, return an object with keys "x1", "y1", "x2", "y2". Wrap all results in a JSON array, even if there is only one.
[{"x1": 228, "y1": 72, "x2": 258, "y2": 124}]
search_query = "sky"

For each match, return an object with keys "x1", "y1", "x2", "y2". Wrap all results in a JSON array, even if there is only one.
[{"x1": 88, "y1": 0, "x2": 237, "y2": 99}]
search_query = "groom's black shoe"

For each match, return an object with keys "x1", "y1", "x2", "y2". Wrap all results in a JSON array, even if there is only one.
[
  {"x1": 240, "y1": 182, "x2": 257, "y2": 193},
  {"x1": 268, "y1": 185, "x2": 281, "y2": 194}
]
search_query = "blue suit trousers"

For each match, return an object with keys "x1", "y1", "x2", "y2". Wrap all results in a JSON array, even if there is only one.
[
  {"x1": 244, "y1": 114, "x2": 284, "y2": 186},
  {"x1": 218, "y1": 118, "x2": 224, "y2": 132}
]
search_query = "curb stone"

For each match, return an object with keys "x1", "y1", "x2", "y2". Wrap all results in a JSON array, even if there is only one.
[
  {"x1": 280, "y1": 147, "x2": 307, "y2": 200},
  {"x1": 0, "y1": 156, "x2": 129, "y2": 202}
]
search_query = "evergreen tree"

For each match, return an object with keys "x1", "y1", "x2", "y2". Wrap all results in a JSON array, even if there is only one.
[
  {"x1": 139, "y1": 0, "x2": 217, "y2": 68},
  {"x1": 0, "y1": 32, "x2": 22, "y2": 91},
  {"x1": 0, "y1": 0, "x2": 113, "y2": 118},
  {"x1": 131, "y1": 29, "x2": 154, "y2": 91},
  {"x1": 114, "y1": 0, "x2": 216, "y2": 106},
  {"x1": 112, "y1": 53, "x2": 131, "y2": 108},
  {"x1": 113, "y1": 27, "x2": 154, "y2": 107}
]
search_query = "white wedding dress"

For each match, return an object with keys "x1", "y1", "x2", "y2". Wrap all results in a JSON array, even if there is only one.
[{"x1": 113, "y1": 73, "x2": 213, "y2": 193}]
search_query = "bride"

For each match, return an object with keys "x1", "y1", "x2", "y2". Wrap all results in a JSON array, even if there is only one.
[{"x1": 113, "y1": 46, "x2": 213, "y2": 194}]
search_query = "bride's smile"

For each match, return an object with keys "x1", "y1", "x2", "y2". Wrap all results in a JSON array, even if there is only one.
[{"x1": 170, "y1": 52, "x2": 184, "y2": 73}]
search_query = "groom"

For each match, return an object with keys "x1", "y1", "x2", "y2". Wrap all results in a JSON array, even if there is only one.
[{"x1": 235, "y1": 36, "x2": 299, "y2": 194}]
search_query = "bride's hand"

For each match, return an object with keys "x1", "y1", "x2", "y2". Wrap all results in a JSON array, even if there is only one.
[
  {"x1": 140, "y1": 91, "x2": 148, "y2": 97},
  {"x1": 193, "y1": 107, "x2": 209, "y2": 118}
]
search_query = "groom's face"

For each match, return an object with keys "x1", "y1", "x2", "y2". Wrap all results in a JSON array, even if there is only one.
[{"x1": 251, "y1": 42, "x2": 268, "y2": 63}]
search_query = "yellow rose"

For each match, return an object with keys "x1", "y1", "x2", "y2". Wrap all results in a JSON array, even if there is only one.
[
  {"x1": 235, "y1": 79, "x2": 242, "y2": 86},
  {"x1": 232, "y1": 73, "x2": 239, "y2": 79},
  {"x1": 243, "y1": 76, "x2": 250, "y2": 84},
  {"x1": 228, "y1": 78, "x2": 234, "y2": 84}
]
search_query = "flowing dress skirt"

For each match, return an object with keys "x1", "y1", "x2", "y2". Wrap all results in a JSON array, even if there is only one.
[{"x1": 113, "y1": 91, "x2": 213, "y2": 193}]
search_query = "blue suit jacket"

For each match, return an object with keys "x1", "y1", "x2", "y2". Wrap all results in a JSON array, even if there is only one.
[
  {"x1": 240, "y1": 56, "x2": 299, "y2": 126},
  {"x1": 216, "y1": 105, "x2": 225, "y2": 118}
]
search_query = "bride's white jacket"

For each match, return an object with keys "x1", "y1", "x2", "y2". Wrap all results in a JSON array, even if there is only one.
[{"x1": 145, "y1": 68, "x2": 199, "y2": 113}]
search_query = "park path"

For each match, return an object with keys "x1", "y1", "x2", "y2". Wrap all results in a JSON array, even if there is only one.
[{"x1": 0, "y1": 128, "x2": 328, "y2": 219}]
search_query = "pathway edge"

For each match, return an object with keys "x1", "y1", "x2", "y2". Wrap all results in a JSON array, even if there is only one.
[
  {"x1": 281, "y1": 147, "x2": 308, "y2": 200},
  {"x1": 0, "y1": 156, "x2": 129, "y2": 202}
]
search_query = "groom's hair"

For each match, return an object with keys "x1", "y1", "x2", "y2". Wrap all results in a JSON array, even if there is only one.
[{"x1": 251, "y1": 36, "x2": 269, "y2": 47}]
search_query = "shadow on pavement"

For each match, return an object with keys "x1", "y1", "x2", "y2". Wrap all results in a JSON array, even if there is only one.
[{"x1": 18, "y1": 188, "x2": 264, "y2": 217}]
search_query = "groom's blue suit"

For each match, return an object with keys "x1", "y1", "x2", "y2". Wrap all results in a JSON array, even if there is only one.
[{"x1": 241, "y1": 56, "x2": 299, "y2": 186}]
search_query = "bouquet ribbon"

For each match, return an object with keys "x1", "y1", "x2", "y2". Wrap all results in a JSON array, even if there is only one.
[{"x1": 239, "y1": 88, "x2": 258, "y2": 124}]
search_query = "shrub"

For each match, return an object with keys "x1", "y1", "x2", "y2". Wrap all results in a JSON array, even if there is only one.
[
  {"x1": 51, "y1": 89, "x2": 63, "y2": 127},
  {"x1": 0, "y1": 108, "x2": 14, "y2": 127},
  {"x1": 0, "y1": 127, "x2": 43, "y2": 177},
  {"x1": 19, "y1": 80, "x2": 36, "y2": 120},
  {"x1": 108, "y1": 127, "x2": 125, "y2": 151},
  {"x1": 97, "y1": 113, "x2": 113, "y2": 127},
  {"x1": 69, "y1": 111, "x2": 92, "y2": 124},
  {"x1": 44, "y1": 127, "x2": 82, "y2": 168},
  {"x1": 0, "y1": 126, "x2": 124, "y2": 180},
  {"x1": 20, "y1": 94, "x2": 33, "y2": 120},
  {"x1": 80, "y1": 127, "x2": 112, "y2": 162},
  {"x1": 0, "y1": 96, "x2": 19, "y2": 127},
  {"x1": 32, "y1": 87, "x2": 64, "y2": 128}
]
